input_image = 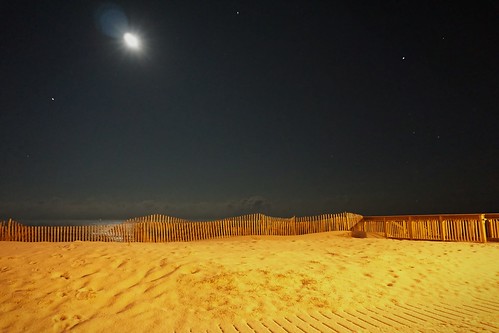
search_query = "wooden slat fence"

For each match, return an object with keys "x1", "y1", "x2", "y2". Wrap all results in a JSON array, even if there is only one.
[
  {"x1": 485, "y1": 213, "x2": 499, "y2": 240},
  {"x1": 0, "y1": 212, "x2": 363, "y2": 242},
  {"x1": 126, "y1": 212, "x2": 362, "y2": 242},
  {"x1": 353, "y1": 213, "x2": 499, "y2": 243},
  {"x1": 0, "y1": 220, "x2": 134, "y2": 242}
]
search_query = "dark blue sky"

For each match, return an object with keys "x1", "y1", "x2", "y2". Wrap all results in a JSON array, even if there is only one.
[{"x1": 1, "y1": 1, "x2": 498, "y2": 221}]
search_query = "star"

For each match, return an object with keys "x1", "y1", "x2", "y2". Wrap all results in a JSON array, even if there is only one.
[
  {"x1": 402, "y1": 56, "x2": 406, "y2": 60},
  {"x1": 236, "y1": 11, "x2": 240, "y2": 15},
  {"x1": 51, "y1": 97, "x2": 55, "y2": 101}
]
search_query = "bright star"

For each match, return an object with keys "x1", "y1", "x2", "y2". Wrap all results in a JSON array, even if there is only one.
[{"x1": 124, "y1": 32, "x2": 140, "y2": 49}]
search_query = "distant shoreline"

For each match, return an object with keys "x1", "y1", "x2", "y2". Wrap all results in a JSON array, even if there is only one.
[{"x1": 16, "y1": 219, "x2": 125, "y2": 226}]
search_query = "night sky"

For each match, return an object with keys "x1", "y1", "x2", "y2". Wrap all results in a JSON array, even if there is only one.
[{"x1": 1, "y1": 1, "x2": 498, "y2": 221}]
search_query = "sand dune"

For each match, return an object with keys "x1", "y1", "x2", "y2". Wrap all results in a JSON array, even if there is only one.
[{"x1": 0, "y1": 232, "x2": 498, "y2": 332}]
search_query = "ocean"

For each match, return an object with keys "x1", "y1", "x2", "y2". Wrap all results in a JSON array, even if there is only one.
[{"x1": 18, "y1": 219, "x2": 125, "y2": 226}]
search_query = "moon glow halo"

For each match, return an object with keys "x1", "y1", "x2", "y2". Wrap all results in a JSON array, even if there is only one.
[{"x1": 124, "y1": 33, "x2": 140, "y2": 49}]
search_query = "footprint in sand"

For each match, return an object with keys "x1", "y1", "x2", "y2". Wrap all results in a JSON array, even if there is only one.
[
  {"x1": 12, "y1": 289, "x2": 32, "y2": 301},
  {"x1": 301, "y1": 278, "x2": 317, "y2": 288},
  {"x1": 75, "y1": 288, "x2": 96, "y2": 300},
  {"x1": 159, "y1": 258, "x2": 168, "y2": 267},
  {"x1": 70, "y1": 259, "x2": 86, "y2": 267},
  {"x1": 52, "y1": 272, "x2": 70, "y2": 280},
  {"x1": 53, "y1": 314, "x2": 68, "y2": 322},
  {"x1": 53, "y1": 314, "x2": 83, "y2": 331},
  {"x1": 61, "y1": 244, "x2": 76, "y2": 251}
]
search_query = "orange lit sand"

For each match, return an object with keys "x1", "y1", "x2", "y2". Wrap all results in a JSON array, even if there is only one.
[{"x1": 1, "y1": 232, "x2": 498, "y2": 332}]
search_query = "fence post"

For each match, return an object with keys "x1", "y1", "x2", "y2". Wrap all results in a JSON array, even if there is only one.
[
  {"x1": 479, "y1": 214, "x2": 487, "y2": 243},
  {"x1": 383, "y1": 217, "x2": 388, "y2": 238},
  {"x1": 408, "y1": 216, "x2": 413, "y2": 239},
  {"x1": 7, "y1": 219, "x2": 12, "y2": 241},
  {"x1": 439, "y1": 216, "x2": 446, "y2": 241}
]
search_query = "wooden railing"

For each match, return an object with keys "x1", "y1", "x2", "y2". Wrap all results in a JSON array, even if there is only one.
[
  {"x1": 486, "y1": 213, "x2": 499, "y2": 240},
  {"x1": 353, "y1": 213, "x2": 499, "y2": 243},
  {"x1": 0, "y1": 212, "x2": 363, "y2": 242}
]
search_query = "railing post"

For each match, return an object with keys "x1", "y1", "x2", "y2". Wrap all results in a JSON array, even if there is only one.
[
  {"x1": 479, "y1": 214, "x2": 487, "y2": 243},
  {"x1": 439, "y1": 216, "x2": 446, "y2": 241},
  {"x1": 383, "y1": 217, "x2": 388, "y2": 238}
]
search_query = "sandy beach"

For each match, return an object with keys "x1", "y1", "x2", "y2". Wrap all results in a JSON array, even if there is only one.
[{"x1": 1, "y1": 232, "x2": 498, "y2": 332}]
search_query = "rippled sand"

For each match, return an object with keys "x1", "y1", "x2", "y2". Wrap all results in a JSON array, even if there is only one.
[{"x1": 0, "y1": 232, "x2": 498, "y2": 332}]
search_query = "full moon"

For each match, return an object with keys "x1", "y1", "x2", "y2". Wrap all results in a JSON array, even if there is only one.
[{"x1": 123, "y1": 32, "x2": 140, "y2": 49}]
